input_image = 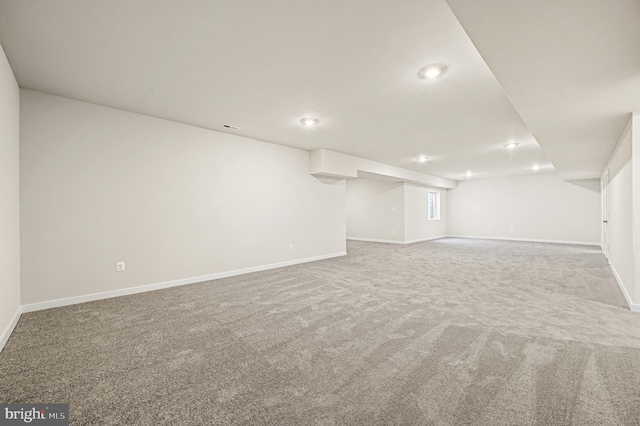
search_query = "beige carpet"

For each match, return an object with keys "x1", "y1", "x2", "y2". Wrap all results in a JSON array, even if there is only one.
[{"x1": 1, "y1": 238, "x2": 639, "y2": 425}]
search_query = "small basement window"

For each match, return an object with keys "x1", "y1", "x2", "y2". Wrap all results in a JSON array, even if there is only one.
[{"x1": 428, "y1": 192, "x2": 440, "y2": 220}]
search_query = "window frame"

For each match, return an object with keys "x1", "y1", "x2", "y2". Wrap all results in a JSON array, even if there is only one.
[{"x1": 428, "y1": 191, "x2": 440, "y2": 221}]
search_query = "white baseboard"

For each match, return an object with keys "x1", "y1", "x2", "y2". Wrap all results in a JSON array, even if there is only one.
[
  {"x1": 21, "y1": 251, "x2": 347, "y2": 314},
  {"x1": 0, "y1": 305, "x2": 22, "y2": 354},
  {"x1": 403, "y1": 235, "x2": 448, "y2": 244},
  {"x1": 348, "y1": 235, "x2": 598, "y2": 246},
  {"x1": 347, "y1": 236, "x2": 447, "y2": 245},
  {"x1": 347, "y1": 237, "x2": 406, "y2": 244},
  {"x1": 447, "y1": 235, "x2": 601, "y2": 246},
  {"x1": 608, "y1": 263, "x2": 640, "y2": 312}
]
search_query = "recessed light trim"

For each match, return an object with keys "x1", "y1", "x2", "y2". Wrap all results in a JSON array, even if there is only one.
[
  {"x1": 503, "y1": 142, "x2": 519, "y2": 149},
  {"x1": 300, "y1": 117, "x2": 319, "y2": 127},
  {"x1": 532, "y1": 164, "x2": 540, "y2": 171},
  {"x1": 418, "y1": 64, "x2": 447, "y2": 79},
  {"x1": 465, "y1": 170, "x2": 473, "y2": 178},
  {"x1": 417, "y1": 155, "x2": 429, "y2": 163}
]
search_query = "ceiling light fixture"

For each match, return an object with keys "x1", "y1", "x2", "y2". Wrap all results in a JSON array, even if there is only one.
[
  {"x1": 532, "y1": 164, "x2": 540, "y2": 171},
  {"x1": 417, "y1": 155, "x2": 429, "y2": 163},
  {"x1": 418, "y1": 64, "x2": 447, "y2": 79},
  {"x1": 465, "y1": 170, "x2": 472, "y2": 178},
  {"x1": 504, "y1": 142, "x2": 519, "y2": 149},
  {"x1": 300, "y1": 117, "x2": 319, "y2": 126}
]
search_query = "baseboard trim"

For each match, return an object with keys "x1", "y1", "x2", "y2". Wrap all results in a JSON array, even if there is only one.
[
  {"x1": 347, "y1": 236, "x2": 447, "y2": 245},
  {"x1": 447, "y1": 235, "x2": 601, "y2": 246},
  {"x1": 0, "y1": 305, "x2": 22, "y2": 354},
  {"x1": 347, "y1": 237, "x2": 405, "y2": 244},
  {"x1": 608, "y1": 263, "x2": 640, "y2": 312},
  {"x1": 21, "y1": 251, "x2": 347, "y2": 314},
  {"x1": 348, "y1": 235, "x2": 597, "y2": 246},
  {"x1": 403, "y1": 235, "x2": 448, "y2": 244}
]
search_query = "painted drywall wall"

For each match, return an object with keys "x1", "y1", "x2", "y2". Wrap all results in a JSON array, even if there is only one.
[
  {"x1": 404, "y1": 184, "x2": 448, "y2": 242},
  {"x1": 603, "y1": 121, "x2": 633, "y2": 300},
  {"x1": 20, "y1": 90, "x2": 346, "y2": 305},
  {"x1": 448, "y1": 173, "x2": 601, "y2": 244},
  {"x1": 632, "y1": 113, "x2": 640, "y2": 307},
  {"x1": 346, "y1": 178, "x2": 405, "y2": 242},
  {"x1": 346, "y1": 179, "x2": 447, "y2": 243},
  {"x1": 0, "y1": 43, "x2": 20, "y2": 343}
]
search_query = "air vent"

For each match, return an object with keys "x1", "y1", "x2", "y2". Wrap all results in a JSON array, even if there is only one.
[{"x1": 221, "y1": 124, "x2": 240, "y2": 130}]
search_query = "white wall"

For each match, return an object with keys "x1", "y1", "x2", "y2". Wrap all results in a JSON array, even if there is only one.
[
  {"x1": 634, "y1": 113, "x2": 640, "y2": 308},
  {"x1": 448, "y1": 173, "x2": 601, "y2": 244},
  {"x1": 603, "y1": 121, "x2": 633, "y2": 300},
  {"x1": 20, "y1": 90, "x2": 346, "y2": 305},
  {"x1": 0, "y1": 43, "x2": 20, "y2": 345},
  {"x1": 404, "y1": 184, "x2": 448, "y2": 242},
  {"x1": 346, "y1": 178, "x2": 404, "y2": 242},
  {"x1": 346, "y1": 179, "x2": 447, "y2": 243}
]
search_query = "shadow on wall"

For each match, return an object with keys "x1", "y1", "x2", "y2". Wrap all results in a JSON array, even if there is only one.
[{"x1": 566, "y1": 179, "x2": 601, "y2": 193}]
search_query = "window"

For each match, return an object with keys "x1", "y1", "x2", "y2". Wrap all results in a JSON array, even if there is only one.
[{"x1": 428, "y1": 192, "x2": 440, "y2": 220}]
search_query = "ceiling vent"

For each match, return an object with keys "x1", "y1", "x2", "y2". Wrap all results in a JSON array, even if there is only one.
[{"x1": 221, "y1": 124, "x2": 240, "y2": 130}]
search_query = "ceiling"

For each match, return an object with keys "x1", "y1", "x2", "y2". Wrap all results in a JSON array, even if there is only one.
[
  {"x1": 0, "y1": 1, "x2": 635, "y2": 181},
  {"x1": 446, "y1": 0, "x2": 640, "y2": 181}
]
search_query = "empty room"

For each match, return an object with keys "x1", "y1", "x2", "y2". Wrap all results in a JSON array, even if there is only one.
[{"x1": 1, "y1": 0, "x2": 640, "y2": 424}]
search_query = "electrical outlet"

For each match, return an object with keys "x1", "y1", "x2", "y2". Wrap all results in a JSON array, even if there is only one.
[
  {"x1": 116, "y1": 261, "x2": 125, "y2": 272},
  {"x1": 289, "y1": 243, "x2": 294, "y2": 250}
]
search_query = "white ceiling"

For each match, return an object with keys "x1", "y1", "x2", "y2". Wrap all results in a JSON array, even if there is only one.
[
  {"x1": 446, "y1": 0, "x2": 640, "y2": 180},
  {"x1": 0, "y1": 1, "x2": 634, "y2": 181}
]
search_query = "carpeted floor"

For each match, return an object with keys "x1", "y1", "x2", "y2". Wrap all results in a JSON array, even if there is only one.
[{"x1": 1, "y1": 238, "x2": 640, "y2": 425}]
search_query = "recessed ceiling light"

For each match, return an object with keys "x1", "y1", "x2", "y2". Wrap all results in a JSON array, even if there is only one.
[
  {"x1": 418, "y1": 64, "x2": 447, "y2": 79},
  {"x1": 300, "y1": 117, "x2": 319, "y2": 126},
  {"x1": 465, "y1": 170, "x2": 472, "y2": 177},
  {"x1": 532, "y1": 164, "x2": 540, "y2": 171},
  {"x1": 417, "y1": 155, "x2": 429, "y2": 163},
  {"x1": 504, "y1": 142, "x2": 519, "y2": 149}
]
